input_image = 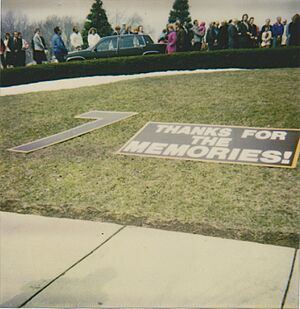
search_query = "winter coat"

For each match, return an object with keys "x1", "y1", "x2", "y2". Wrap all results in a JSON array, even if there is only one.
[
  {"x1": 192, "y1": 25, "x2": 202, "y2": 43},
  {"x1": 228, "y1": 24, "x2": 239, "y2": 49},
  {"x1": 166, "y1": 31, "x2": 177, "y2": 54},
  {"x1": 176, "y1": 28, "x2": 186, "y2": 52},
  {"x1": 51, "y1": 33, "x2": 68, "y2": 55},
  {"x1": 88, "y1": 33, "x2": 101, "y2": 47},
  {"x1": 70, "y1": 32, "x2": 83, "y2": 50},
  {"x1": 237, "y1": 21, "x2": 251, "y2": 48},
  {"x1": 33, "y1": 33, "x2": 46, "y2": 51}
]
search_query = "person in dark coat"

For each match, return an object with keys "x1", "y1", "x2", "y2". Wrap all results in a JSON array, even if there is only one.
[
  {"x1": 191, "y1": 20, "x2": 202, "y2": 51},
  {"x1": 217, "y1": 21, "x2": 228, "y2": 49},
  {"x1": 206, "y1": 22, "x2": 217, "y2": 50},
  {"x1": 228, "y1": 19, "x2": 239, "y2": 49},
  {"x1": 248, "y1": 17, "x2": 258, "y2": 47},
  {"x1": 238, "y1": 14, "x2": 251, "y2": 48},
  {"x1": 288, "y1": 14, "x2": 300, "y2": 46},
  {"x1": 183, "y1": 21, "x2": 192, "y2": 51},
  {"x1": 175, "y1": 22, "x2": 186, "y2": 52},
  {"x1": 8, "y1": 31, "x2": 23, "y2": 67},
  {"x1": 112, "y1": 25, "x2": 121, "y2": 36},
  {"x1": 17, "y1": 32, "x2": 28, "y2": 66}
]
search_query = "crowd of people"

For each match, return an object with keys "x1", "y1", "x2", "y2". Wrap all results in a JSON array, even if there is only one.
[
  {"x1": 0, "y1": 23, "x2": 146, "y2": 67},
  {"x1": 1, "y1": 12, "x2": 300, "y2": 67},
  {"x1": 161, "y1": 13, "x2": 300, "y2": 53}
]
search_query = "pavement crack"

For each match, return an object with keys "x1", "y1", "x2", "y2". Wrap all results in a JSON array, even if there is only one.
[
  {"x1": 18, "y1": 225, "x2": 126, "y2": 308},
  {"x1": 280, "y1": 248, "x2": 298, "y2": 308}
]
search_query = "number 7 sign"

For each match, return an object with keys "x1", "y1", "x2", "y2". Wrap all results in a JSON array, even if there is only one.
[{"x1": 8, "y1": 111, "x2": 137, "y2": 153}]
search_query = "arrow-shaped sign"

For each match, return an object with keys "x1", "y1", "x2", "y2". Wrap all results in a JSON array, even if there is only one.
[{"x1": 8, "y1": 111, "x2": 137, "y2": 153}]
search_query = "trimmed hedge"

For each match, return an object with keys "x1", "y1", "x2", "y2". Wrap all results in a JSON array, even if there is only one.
[{"x1": 1, "y1": 47, "x2": 300, "y2": 87}]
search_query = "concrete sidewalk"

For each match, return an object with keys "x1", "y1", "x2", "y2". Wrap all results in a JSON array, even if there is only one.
[
  {"x1": 0, "y1": 211, "x2": 298, "y2": 308},
  {"x1": 0, "y1": 68, "x2": 244, "y2": 96}
]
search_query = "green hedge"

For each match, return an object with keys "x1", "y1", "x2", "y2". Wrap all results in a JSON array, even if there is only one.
[{"x1": 1, "y1": 47, "x2": 300, "y2": 87}]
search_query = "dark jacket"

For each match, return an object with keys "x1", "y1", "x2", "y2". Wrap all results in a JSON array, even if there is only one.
[
  {"x1": 218, "y1": 24, "x2": 228, "y2": 49},
  {"x1": 238, "y1": 21, "x2": 251, "y2": 48},
  {"x1": 206, "y1": 26, "x2": 217, "y2": 50},
  {"x1": 176, "y1": 28, "x2": 186, "y2": 52},
  {"x1": 288, "y1": 19, "x2": 300, "y2": 46},
  {"x1": 249, "y1": 24, "x2": 258, "y2": 47},
  {"x1": 228, "y1": 24, "x2": 239, "y2": 49},
  {"x1": 8, "y1": 37, "x2": 22, "y2": 53}
]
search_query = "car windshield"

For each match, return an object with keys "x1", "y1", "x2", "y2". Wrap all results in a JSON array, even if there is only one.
[
  {"x1": 96, "y1": 37, "x2": 117, "y2": 51},
  {"x1": 143, "y1": 35, "x2": 154, "y2": 44},
  {"x1": 119, "y1": 35, "x2": 143, "y2": 49}
]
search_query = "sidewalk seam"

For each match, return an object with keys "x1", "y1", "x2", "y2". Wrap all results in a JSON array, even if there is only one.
[
  {"x1": 18, "y1": 224, "x2": 126, "y2": 308},
  {"x1": 280, "y1": 248, "x2": 298, "y2": 308}
]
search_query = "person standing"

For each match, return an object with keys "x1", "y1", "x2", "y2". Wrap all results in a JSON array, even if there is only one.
[
  {"x1": 228, "y1": 19, "x2": 239, "y2": 49},
  {"x1": 248, "y1": 17, "x2": 258, "y2": 47},
  {"x1": 0, "y1": 39, "x2": 6, "y2": 68},
  {"x1": 124, "y1": 25, "x2": 133, "y2": 34},
  {"x1": 182, "y1": 21, "x2": 192, "y2": 51},
  {"x1": 8, "y1": 31, "x2": 22, "y2": 67},
  {"x1": 51, "y1": 26, "x2": 68, "y2": 62},
  {"x1": 158, "y1": 29, "x2": 168, "y2": 44},
  {"x1": 88, "y1": 28, "x2": 101, "y2": 47},
  {"x1": 112, "y1": 26, "x2": 121, "y2": 36},
  {"x1": 238, "y1": 14, "x2": 251, "y2": 48},
  {"x1": 217, "y1": 21, "x2": 228, "y2": 49},
  {"x1": 175, "y1": 22, "x2": 186, "y2": 52},
  {"x1": 166, "y1": 24, "x2": 177, "y2": 54},
  {"x1": 272, "y1": 17, "x2": 284, "y2": 47},
  {"x1": 138, "y1": 25, "x2": 144, "y2": 34},
  {"x1": 198, "y1": 21, "x2": 206, "y2": 49},
  {"x1": 281, "y1": 19, "x2": 288, "y2": 46},
  {"x1": 261, "y1": 27, "x2": 272, "y2": 48},
  {"x1": 191, "y1": 20, "x2": 202, "y2": 51},
  {"x1": 288, "y1": 14, "x2": 300, "y2": 46},
  {"x1": 206, "y1": 22, "x2": 217, "y2": 50},
  {"x1": 4, "y1": 33, "x2": 13, "y2": 68},
  {"x1": 32, "y1": 28, "x2": 47, "y2": 64},
  {"x1": 18, "y1": 32, "x2": 28, "y2": 66},
  {"x1": 70, "y1": 26, "x2": 83, "y2": 51},
  {"x1": 120, "y1": 24, "x2": 126, "y2": 35},
  {"x1": 260, "y1": 19, "x2": 272, "y2": 45}
]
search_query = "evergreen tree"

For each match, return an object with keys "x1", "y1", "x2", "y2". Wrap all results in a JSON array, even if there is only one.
[
  {"x1": 82, "y1": 0, "x2": 113, "y2": 46},
  {"x1": 168, "y1": 0, "x2": 192, "y2": 27}
]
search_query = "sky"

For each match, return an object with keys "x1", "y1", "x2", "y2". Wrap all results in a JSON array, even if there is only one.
[{"x1": 2, "y1": 0, "x2": 300, "y2": 38}]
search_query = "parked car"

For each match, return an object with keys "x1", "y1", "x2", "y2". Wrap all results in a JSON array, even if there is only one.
[{"x1": 65, "y1": 34, "x2": 166, "y2": 61}]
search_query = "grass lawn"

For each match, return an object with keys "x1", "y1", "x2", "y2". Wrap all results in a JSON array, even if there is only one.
[{"x1": 1, "y1": 68, "x2": 299, "y2": 247}]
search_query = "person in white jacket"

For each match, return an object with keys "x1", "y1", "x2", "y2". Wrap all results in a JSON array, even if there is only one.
[
  {"x1": 70, "y1": 26, "x2": 83, "y2": 50},
  {"x1": 32, "y1": 28, "x2": 47, "y2": 64},
  {"x1": 88, "y1": 28, "x2": 101, "y2": 48}
]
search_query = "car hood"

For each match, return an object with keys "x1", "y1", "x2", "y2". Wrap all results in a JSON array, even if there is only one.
[{"x1": 67, "y1": 49, "x2": 91, "y2": 55}]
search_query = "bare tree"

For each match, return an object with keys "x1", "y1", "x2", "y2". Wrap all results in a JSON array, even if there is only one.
[
  {"x1": 109, "y1": 11, "x2": 155, "y2": 36},
  {"x1": 2, "y1": 11, "x2": 31, "y2": 39},
  {"x1": 32, "y1": 15, "x2": 82, "y2": 51},
  {"x1": 1, "y1": 11, "x2": 83, "y2": 62}
]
